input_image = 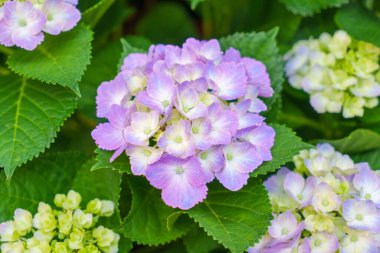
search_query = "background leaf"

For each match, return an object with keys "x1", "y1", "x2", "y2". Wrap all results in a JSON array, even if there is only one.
[
  {"x1": 280, "y1": 0, "x2": 349, "y2": 16},
  {"x1": 73, "y1": 159, "x2": 123, "y2": 228},
  {"x1": 7, "y1": 25, "x2": 93, "y2": 95},
  {"x1": 351, "y1": 148, "x2": 380, "y2": 170},
  {"x1": 252, "y1": 124, "x2": 313, "y2": 177},
  {"x1": 183, "y1": 226, "x2": 221, "y2": 253},
  {"x1": 187, "y1": 178, "x2": 272, "y2": 253},
  {"x1": 135, "y1": 2, "x2": 198, "y2": 44},
  {"x1": 0, "y1": 152, "x2": 87, "y2": 220},
  {"x1": 0, "y1": 74, "x2": 77, "y2": 178},
  {"x1": 122, "y1": 176, "x2": 192, "y2": 245},
  {"x1": 321, "y1": 129, "x2": 380, "y2": 154},
  {"x1": 335, "y1": 3, "x2": 380, "y2": 48},
  {"x1": 219, "y1": 28, "x2": 283, "y2": 108},
  {"x1": 82, "y1": 0, "x2": 116, "y2": 28}
]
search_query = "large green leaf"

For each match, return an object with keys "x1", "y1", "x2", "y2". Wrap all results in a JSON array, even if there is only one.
[
  {"x1": 183, "y1": 226, "x2": 221, "y2": 253},
  {"x1": 0, "y1": 74, "x2": 77, "y2": 178},
  {"x1": 122, "y1": 176, "x2": 192, "y2": 245},
  {"x1": 78, "y1": 40, "x2": 122, "y2": 119},
  {"x1": 136, "y1": 2, "x2": 198, "y2": 44},
  {"x1": 73, "y1": 159, "x2": 122, "y2": 229},
  {"x1": 351, "y1": 148, "x2": 380, "y2": 170},
  {"x1": 335, "y1": 4, "x2": 380, "y2": 48},
  {"x1": 322, "y1": 129, "x2": 380, "y2": 154},
  {"x1": 91, "y1": 149, "x2": 131, "y2": 173},
  {"x1": 252, "y1": 124, "x2": 313, "y2": 177},
  {"x1": 82, "y1": 0, "x2": 116, "y2": 28},
  {"x1": 280, "y1": 0, "x2": 348, "y2": 16},
  {"x1": 189, "y1": 0, "x2": 205, "y2": 10},
  {"x1": 0, "y1": 152, "x2": 87, "y2": 221},
  {"x1": 219, "y1": 28, "x2": 283, "y2": 108},
  {"x1": 7, "y1": 25, "x2": 93, "y2": 95},
  {"x1": 187, "y1": 178, "x2": 272, "y2": 253}
]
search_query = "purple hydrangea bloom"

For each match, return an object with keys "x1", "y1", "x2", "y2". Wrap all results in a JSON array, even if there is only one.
[
  {"x1": 342, "y1": 199, "x2": 380, "y2": 233},
  {"x1": 92, "y1": 38, "x2": 275, "y2": 209},
  {"x1": 216, "y1": 141, "x2": 262, "y2": 191},
  {"x1": 0, "y1": 0, "x2": 81, "y2": 50},
  {"x1": 284, "y1": 172, "x2": 315, "y2": 207},
  {"x1": 145, "y1": 154, "x2": 208, "y2": 210},
  {"x1": 91, "y1": 105, "x2": 134, "y2": 161},
  {"x1": 268, "y1": 211, "x2": 304, "y2": 243},
  {"x1": 42, "y1": 0, "x2": 81, "y2": 35},
  {"x1": 0, "y1": 0, "x2": 45, "y2": 50}
]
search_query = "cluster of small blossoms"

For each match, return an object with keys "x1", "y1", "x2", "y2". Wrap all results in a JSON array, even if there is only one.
[
  {"x1": 0, "y1": 0, "x2": 80, "y2": 50},
  {"x1": 91, "y1": 38, "x2": 276, "y2": 210},
  {"x1": 284, "y1": 30, "x2": 380, "y2": 118},
  {"x1": 249, "y1": 143, "x2": 380, "y2": 253},
  {"x1": 0, "y1": 190, "x2": 120, "y2": 253}
]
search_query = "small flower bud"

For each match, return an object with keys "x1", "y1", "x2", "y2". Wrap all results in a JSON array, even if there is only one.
[
  {"x1": 0, "y1": 221, "x2": 20, "y2": 242},
  {"x1": 13, "y1": 208, "x2": 33, "y2": 236},
  {"x1": 68, "y1": 227, "x2": 84, "y2": 250},
  {"x1": 73, "y1": 209, "x2": 93, "y2": 229},
  {"x1": 86, "y1": 199, "x2": 102, "y2": 215},
  {"x1": 1, "y1": 241, "x2": 25, "y2": 253},
  {"x1": 99, "y1": 201, "x2": 115, "y2": 217},
  {"x1": 93, "y1": 226, "x2": 115, "y2": 247},
  {"x1": 57, "y1": 211, "x2": 73, "y2": 235},
  {"x1": 33, "y1": 210, "x2": 57, "y2": 232},
  {"x1": 54, "y1": 194, "x2": 67, "y2": 208},
  {"x1": 62, "y1": 190, "x2": 82, "y2": 210}
]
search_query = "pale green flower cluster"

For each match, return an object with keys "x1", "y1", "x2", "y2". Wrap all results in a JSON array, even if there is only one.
[
  {"x1": 0, "y1": 190, "x2": 120, "y2": 253},
  {"x1": 285, "y1": 30, "x2": 380, "y2": 118}
]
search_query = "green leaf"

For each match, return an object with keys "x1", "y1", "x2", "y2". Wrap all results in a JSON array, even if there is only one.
[
  {"x1": 351, "y1": 148, "x2": 380, "y2": 170},
  {"x1": 280, "y1": 0, "x2": 349, "y2": 16},
  {"x1": 252, "y1": 124, "x2": 313, "y2": 177},
  {"x1": 0, "y1": 74, "x2": 77, "y2": 178},
  {"x1": 82, "y1": 0, "x2": 116, "y2": 28},
  {"x1": 183, "y1": 226, "x2": 221, "y2": 253},
  {"x1": 0, "y1": 152, "x2": 88, "y2": 221},
  {"x1": 189, "y1": 0, "x2": 205, "y2": 10},
  {"x1": 322, "y1": 129, "x2": 380, "y2": 154},
  {"x1": 187, "y1": 178, "x2": 273, "y2": 253},
  {"x1": 91, "y1": 149, "x2": 131, "y2": 173},
  {"x1": 7, "y1": 24, "x2": 93, "y2": 95},
  {"x1": 335, "y1": 4, "x2": 380, "y2": 48},
  {"x1": 219, "y1": 28, "x2": 284, "y2": 108},
  {"x1": 136, "y1": 2, "x2": 198, "y2": 44},
  {"x1": 123, "y1": 176, "x2": 192, "y2": 245},
  {"x1": 73, "y1": 159, "x2": 123, "y2": 228},
  {"x1": 78, "y1": 40, "x2": 122, "y2": 119}
]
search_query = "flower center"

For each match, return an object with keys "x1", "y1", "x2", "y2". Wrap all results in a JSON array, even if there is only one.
[
  {"x1": 175, "y1": 167, "x2": 184, "y2": 175},
  {"x1": 174, "y1": 136, "x2": 183, "y2": 144},
  {"x1": 314, "y1": 239, "x2": 321, "y2": 247},
  {"x1": 18, "y1": 19, "x2": 27, "y2": 27},
  {"x1": 281, "y1": 227, "x2": 289, "y2": 235},
  {"x1": 162, "y1": 100, "x2": 170, "y2": 108},
  {"x1": 322, "y1": 199, "x2": 329, "y2": 207},
  {"x1": 365, "y1": 193, "x2": 372, "y2": 200},
  {"x1": 297, "y1": 194, "x2": 303, "y2": 200},
  {"x1": 226, "y1": 153, "x2": 233, "y2": 161},
  {"x1": 143, "y1": 149, "x2": 152, "y2": 157},
  {"x1": 144, "y1": 127, "x2": 151, "y2": 135},
  {"x1": 350, "y1": 235, "x2": 358, "y2": 242},
  {"x1": 192, "y1": 127, "x2": 199, "y2": 134},
  {"x1": 200, "y1": 152, "x2": 208, "y2": 160},
  {"x1": 47, "y1": 13, "x2": 53, "y2": 21},
  {"x1": 355, "y1": 214, "x2": 363, "y2": 221}
]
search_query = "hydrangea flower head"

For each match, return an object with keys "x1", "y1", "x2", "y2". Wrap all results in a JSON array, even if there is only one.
[
  {"x1": 0, "y1": 0, "x2": 81, "y2": 50},
  {"x1": 285, "y1": 30, "x2": 380, "y2": 118},
  {"x1": 250, "y1": 143, "x2": 380, "y2": 252},
  {"x1": 92, "y1": 38, "x2": 275, "y2": 209},
  {"x1": 0, "y1": 190, "x2": 120, "y2": 252}
]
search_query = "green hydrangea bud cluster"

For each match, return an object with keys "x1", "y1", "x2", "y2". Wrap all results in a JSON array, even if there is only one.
[
  {"x1": 0, "y1": 190, "x2": 120, "y2": 253},
  {"x1": 285, "y1": 30, "x2": 380, "y2": 118}
]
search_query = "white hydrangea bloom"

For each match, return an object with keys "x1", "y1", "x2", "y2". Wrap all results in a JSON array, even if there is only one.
[{"x1": 285, "y1": 30, "x2": 380, "y2": 118}]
